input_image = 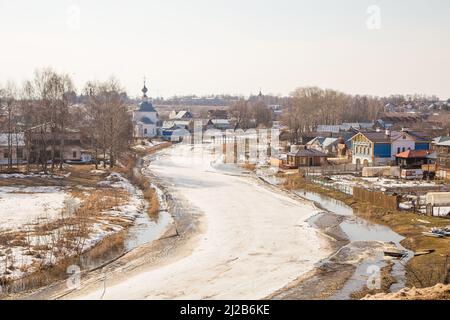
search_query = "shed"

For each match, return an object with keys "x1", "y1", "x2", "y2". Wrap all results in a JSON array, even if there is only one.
[
  {"x1": 425, "y1": 192, "x2": 450, "y2": 217},
  {"x1": 286, "y1": 148, "x2": 327, "y2": 168},
  {"x1": 425, "y1": 192, "x2": 450, "y2": 206}
]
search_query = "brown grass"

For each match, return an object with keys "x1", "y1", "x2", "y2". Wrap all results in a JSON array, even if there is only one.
[
  {"x1": 241, "y1": 163, "x2": 256, "y2": 171},
  {"x1": 130, "y1": 173, "x2": 160, "y2": 219},
  {"x1": 0, "y1": 182, "x2": 132, "y2": 296},
  {"x1": 132, "y1": 141, "x2": 172, "y2": 157},
  {"x1": 0, "y1": 143, "x2": 170, "y2": 297},
  {"x1": 0, "y1": 231, "x2": 127, "y2": 297},
  {"x1": 0, "y1": 164, "x2": 106, "y2": 188}
]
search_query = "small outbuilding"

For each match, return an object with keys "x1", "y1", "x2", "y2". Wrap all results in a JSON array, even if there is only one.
[
  {"x1": 425, "y1": 192, "x2": 450, "y2": 217},
  {"x1": 286, "y1": 147, "x2": 327, "y2": 168},
  {"x1": 395, "y1": 150, "x2": 432, "y2": 169}
]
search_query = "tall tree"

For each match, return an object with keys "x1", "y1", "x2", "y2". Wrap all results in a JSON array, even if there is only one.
[{"x1": 84, "y1": 78, "x2": 132, "y2": 168}]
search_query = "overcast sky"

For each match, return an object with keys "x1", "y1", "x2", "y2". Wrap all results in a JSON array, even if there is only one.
[{"x1": 0, "y1": 0, "x2": 449, "y2": 98}]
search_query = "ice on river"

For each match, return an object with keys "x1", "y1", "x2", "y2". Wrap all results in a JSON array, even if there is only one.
[{"x1": 77, "y1": 144, "x2": 332, "y2": 300}]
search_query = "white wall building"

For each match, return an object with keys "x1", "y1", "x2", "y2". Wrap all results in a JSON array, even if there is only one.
[
  {"x1": 390, "y1": 132, "x2": 415, "y2": 158},
  {"x1": 133, "y1": 82, "x2": 158, "y2": 138}
]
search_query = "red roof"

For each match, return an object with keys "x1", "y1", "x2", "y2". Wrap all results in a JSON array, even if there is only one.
[{"x1": 395, "y1": 150, "x2": 430, "y2": 159}]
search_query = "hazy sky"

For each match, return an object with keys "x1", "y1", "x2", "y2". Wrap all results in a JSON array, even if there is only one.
[{"x1": 0, "y1": 0, "x2": 449, "y2": 98}]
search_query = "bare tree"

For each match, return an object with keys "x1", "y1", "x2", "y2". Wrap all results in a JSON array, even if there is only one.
[
  {"x1": 84, "y1": 78, "x2": 132, "y2": 168},
  {"x1": 282, "y1": 87, "x2": 384, "y2": 143}
]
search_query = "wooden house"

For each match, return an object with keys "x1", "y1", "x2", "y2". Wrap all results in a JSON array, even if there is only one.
[{"x1": 286, "y1": 147, "x2": 327, "y2": 168}]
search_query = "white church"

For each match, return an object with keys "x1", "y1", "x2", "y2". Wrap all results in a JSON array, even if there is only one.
[{"x1": 133, "y1": 82, "x2": 159, "y2": 138}]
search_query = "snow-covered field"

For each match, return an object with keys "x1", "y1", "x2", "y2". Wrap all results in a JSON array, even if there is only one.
[
  {"x1": 0, "y1": 173, "x2": 145, "y2": 282},
  {"x1": 0, "y1": 186, "x2": 74, "y2": 231},
  {"x1": 327, "y1": 175, "x2": 438, "y2": 191},
  {"x1": 76, "y1": 144, "x2": 331, "y2": 300}
]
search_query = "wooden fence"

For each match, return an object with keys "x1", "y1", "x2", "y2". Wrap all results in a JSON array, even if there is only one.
[
  {"x1": 306, "y1": 175, "x2": 354, "y2": 195},
  {"x1": 353, "y1": 187, "x2": 400, "y2": 210},
  {"x1": 303, "y1": 163, "x2": 362, "y2": 175}
]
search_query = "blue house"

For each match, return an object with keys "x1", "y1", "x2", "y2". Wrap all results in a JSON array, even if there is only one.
[{"x1": 351, "y1": 130, "x2": 431, "y2": 166}]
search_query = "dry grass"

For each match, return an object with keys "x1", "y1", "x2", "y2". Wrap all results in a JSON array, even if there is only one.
[
  {"x1": 130, "y1": 173, "x2": 160, "y2": 219},
  {"x1": 0, "y1": 231, "x2": 127, "y2": 296},
  {"x1": 240, "y1": 163, "x2": 256, "y2": 171},
  {"x1": 145, "y1": 188, "x2": 160, "y2": 216},
  {"x1": 282, "y1": 172, "x2": 304, "y2": 190},
  {"x1": 0, "y1": 164, "x2": 106, "y2": 188},
  {"x1": 0, "y1": 144, "x2": 169, "y2": 296},
  {"x1": 132, "y1": 142, "x2": 172, "y2": 157},
  {"x1": 0, "y1": 179, "x2": 133, "y2": 296}
]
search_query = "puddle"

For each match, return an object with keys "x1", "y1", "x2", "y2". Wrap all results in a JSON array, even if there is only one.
[
  {"x1": 296, "y1": 190, "x2": 353, "y2": 216},
  {"x1": 125, "y1": 211, "x2": 172, "y2": 251},
  {"x1": 329, "y1": 257, "x2": 386, "y2": 300},
  {"x1": 340, "y1": 218, "x2": 403, "y2": 243},
  {"x1": 296, "y1": 189, "x2": 413, "y2": 298}
]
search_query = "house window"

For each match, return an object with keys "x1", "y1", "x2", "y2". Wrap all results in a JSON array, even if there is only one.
[
  {"x1": 72, "y1": 151, "x2": 77, "y2": 159},
  {"x1": 398, "y1": 147, "x2": 401, "y2": 154},
  {"x1": 144, "y1": 128, "x2": 148, "y2": 135},
  {"x1": 402, "y1": 147, "x2": 406, "y2": 152},
  {"x1": 17, "y1": 149, "x2": 23, "y2": 159},
  {"x1": 3, "y1": 151, "x2": 8, "y2": 159}
]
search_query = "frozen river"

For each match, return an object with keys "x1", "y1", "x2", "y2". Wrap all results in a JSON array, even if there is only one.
[{"x1": 75, "y1": 144, "x2": 332, "y2": 300}]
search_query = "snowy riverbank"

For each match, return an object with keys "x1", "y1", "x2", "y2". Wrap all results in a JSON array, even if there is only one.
[{"x1": 0, "y1": 173, "x2": 145, "y2": 286}]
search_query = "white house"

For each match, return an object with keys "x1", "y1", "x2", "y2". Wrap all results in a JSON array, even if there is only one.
[
  {"x1": 133, "y1": 82, "x2": 159, "y2": 138},
  {"x1": 390, "y1": 131, "x2": 416, "y2": 158}
]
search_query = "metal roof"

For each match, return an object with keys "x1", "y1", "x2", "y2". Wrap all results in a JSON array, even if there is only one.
[
  {"x1": 288, "y1": 148, "x2": 327, "y2": 157},
  {"x1": 139, "y1": 101, "x2": 156, "y2": 112},
  {"x1": 395, "y1": 150, "x2": 431, "y2": 159}
]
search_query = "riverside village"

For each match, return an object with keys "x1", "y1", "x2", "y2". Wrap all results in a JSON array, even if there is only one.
[{"x1": 1, "y1": 77, "x2": 449, "y2": 300}]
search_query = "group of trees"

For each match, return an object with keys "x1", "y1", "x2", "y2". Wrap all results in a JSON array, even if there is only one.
[
  {"x1": 0, "y1": 68, "x2": 132, "y2": 173},
  {"x1": 281, "y1": 87, "x2": 385, "y2": 144},
  {"x1": 229, "y1": 99, "x2": 273, "y2": 130},
  {"x1": 82, "y1": 79, "x2": 133, "y2": 169},
  {"x1": 228, "y1": 87, "x2": 384, "y2": 141}
]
